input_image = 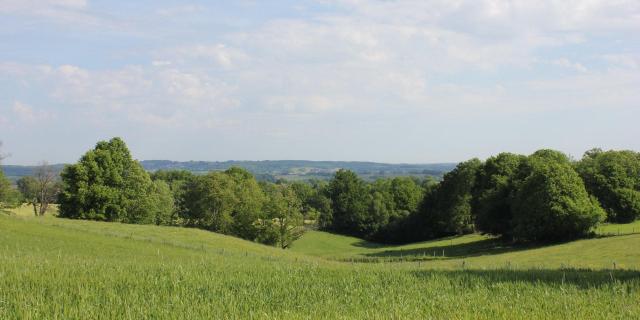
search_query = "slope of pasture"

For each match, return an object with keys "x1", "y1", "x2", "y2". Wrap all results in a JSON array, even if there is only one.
[
  {"x1": 291, "y1": 230, "x2": 640, "y2": 269},
  {"x1": 1, "y1": 214, "x2": 639, "y2": 319}
]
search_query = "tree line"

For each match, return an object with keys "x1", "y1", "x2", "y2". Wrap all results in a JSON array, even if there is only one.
[
  {"x1": 1, "y1": 138, "x2": 639, "y2": 247},
  {"x1": 322, "y1": 149, "x2": 640, "y2": 244}
]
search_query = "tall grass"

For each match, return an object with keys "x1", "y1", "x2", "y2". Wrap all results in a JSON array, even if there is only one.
[{"x1": 1, "y1": 215, "x2": 639, "y2": 319}]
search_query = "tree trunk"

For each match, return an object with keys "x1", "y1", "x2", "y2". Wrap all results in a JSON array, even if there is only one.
[{"x1": 39, "y1": 202, "x2": 48, "y2": 216}]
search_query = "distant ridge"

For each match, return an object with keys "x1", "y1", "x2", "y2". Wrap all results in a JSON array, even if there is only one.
[{"x1": 2, "y1": 160, "x2": 457, "y2": 182}]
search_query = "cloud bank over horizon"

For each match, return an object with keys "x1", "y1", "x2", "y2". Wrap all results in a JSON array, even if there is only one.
[{"x1": 1, "y1": 0, "x2": 639, "y2": 165}]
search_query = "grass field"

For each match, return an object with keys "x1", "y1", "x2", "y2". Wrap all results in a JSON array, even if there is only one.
[
  {"x1": 1, "y1": 212, "x2": 639, "y2": 319},
  {"x1": 291, "y1": 230, "x2": 640, "y2": 269}
]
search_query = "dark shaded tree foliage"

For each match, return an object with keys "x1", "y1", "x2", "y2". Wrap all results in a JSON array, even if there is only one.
[
  {"x1": 420, "y1": 159, "x2": 482, "y2": 237},
  {"x1": 320, "y1": 171, "x2": 428, "y2": 241},
  {"x1": 473, "y1": 153, "x2": 526, "y2": 237},
  {"x1": 322, "y1": 149, "x2": 617, "y2": 244},
  {"x1": 325, "y1": 169, "x2": 370, "y2": 236}
]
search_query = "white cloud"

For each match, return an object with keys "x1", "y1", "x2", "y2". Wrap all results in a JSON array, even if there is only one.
[
  {"x1": 11, "y1": 101, "x2": 52, "y2": 123},
  {"x1": 324, "y1": 0, "x2": 640, "y2": 32},
  {"x1": 0, "y1": 0, "x2": 638, "y2": 163},
  {"x1": 0, "y1": 0, "x2": 116, "y2": 28},
  {"x1": 160, "y1": 44, "x2": 249, "y2": 69},
  {"x1": 0, "y1": 61, "x2": 241, "y2": 128},
  {"x1": 552, "y1": 58, "x2": 588, "y2": 73}
]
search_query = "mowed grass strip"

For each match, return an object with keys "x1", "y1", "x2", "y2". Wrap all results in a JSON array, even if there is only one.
[{"x1": 0, "y1": 215, "x2": 639, "y2": 319}]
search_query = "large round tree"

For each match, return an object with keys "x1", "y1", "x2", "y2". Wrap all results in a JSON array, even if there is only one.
[
  {"x1": 576, "y1": 149, "x2": 640, "y2": 223},
  {"x1": 511, "y1": 150, "x2": 605, "y2": 242},
  {"x1": 58, "y1": 137, "x2": 157, "y2": 223}
]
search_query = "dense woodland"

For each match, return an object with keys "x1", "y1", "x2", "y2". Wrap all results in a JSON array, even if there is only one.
[{"x1": 1, "y1": 137, "x2": 639, "y2": 247}]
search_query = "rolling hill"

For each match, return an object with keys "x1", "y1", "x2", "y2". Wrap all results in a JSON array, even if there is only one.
[{"x1": 1, "y1": 210, "x2": 638, "y2": 319}]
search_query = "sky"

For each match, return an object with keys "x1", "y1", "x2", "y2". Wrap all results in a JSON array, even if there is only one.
[{"x1": 0, "y1": 0, "x2": 639, "y2": 165}]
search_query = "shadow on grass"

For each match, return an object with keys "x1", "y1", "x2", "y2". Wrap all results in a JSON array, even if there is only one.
[
  {"x1": 350, "y1": 234, "x2": 468, "y2": 249},
  {"x1": 351, "y1": 240, "x2": 385, "y2": 249},
  {"x1": 594, "y1": 232, "x2": 640, "y2": 239},
  {"x1": 411, "y1": 268, "x2": 640, "y2": 289},
  {"x1": 363, "y1": 238, "x2": 538, "y2": 260}
]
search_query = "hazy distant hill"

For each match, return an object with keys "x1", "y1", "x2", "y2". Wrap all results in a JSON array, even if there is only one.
[
  {"x1": 1, "y1": 164, "x2": 67, "y2": 182},
  {"x1": 2, "y1": 160, "x2": 456, "y2": 182}
]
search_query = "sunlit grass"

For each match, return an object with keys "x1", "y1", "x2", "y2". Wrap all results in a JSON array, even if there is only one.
[
  {"x1": 3, "y1": 203, "x2": 58, "y2": 217},
  {"x1": 597, "y1": 220, "x2": 640, "y2": 236},
  {"x1": 291, "y1": 229, "x2": 640, "y2": 269},
  {"x1": 1, "y1": 214, "x2": 639, "y2": 319}
]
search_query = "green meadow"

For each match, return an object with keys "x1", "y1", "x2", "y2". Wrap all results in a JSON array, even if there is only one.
[{"x1": 1, "y1": 210, "x2": 639, "y2": 319}]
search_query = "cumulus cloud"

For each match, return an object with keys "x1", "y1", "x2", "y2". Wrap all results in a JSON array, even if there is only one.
[
  {"x1": 0, "y1": 0, "x2": 638, "y2": 162},
  {"x1": 1, "y1": 62, "x2": 239, "y2": 128},
  {"x1": 11, "y1": 101, "x2": 52, "y2": 123}
]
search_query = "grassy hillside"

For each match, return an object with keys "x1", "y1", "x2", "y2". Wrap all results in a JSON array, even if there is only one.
[
  {"x1": 291, "y1": 230, "x2": 640, "y2": 270},
  {"x1": 1, "y1": 213, "x2": 639, "y2": 319}
]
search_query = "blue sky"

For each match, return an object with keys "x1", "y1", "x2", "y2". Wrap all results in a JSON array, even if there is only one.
[{"x1": 0, "y1": 0, "x2": 639, "y2": 164}]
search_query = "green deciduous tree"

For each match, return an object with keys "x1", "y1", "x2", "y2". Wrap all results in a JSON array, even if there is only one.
[
  {"x1": 0, "y1": 143, "x2": 21, "y2": 210},
  {"x1": 178, "y1": 168, "x2": 266, "y2": 241},
  {"x1": 17, "y1": 176, "x2": 39, "y2": 215},
  {"x1": 150, "y1": 180, "x2": 176, "y2": 225},
  {"x1": 511, "y1": 151, "x2": 605, "y2": 242},
  {"x1": 473, "y1": 153, "x2": 526, "y2": 236},
  {"x1": 0, "y1": 169, "x2": 16, "y2": 209},
  {"x1": 226, "y1": 167, "x2": 267, "y2": 240},
  {"x1": 421, "y1": 159, "x2": 482, "y2": 236},
  {"x1": 179, "y1": 172, "x2": 236, "y2": 233},
  {"x1": 259, "y1": 184, "x2": 305, "y2": 248},
  {"x1": 326, "y1": 169, "x2": 370, "y2": 236},
  {"x1": 576, "y1": 149, "x2": 640, "y2": 222},
  {"x1": 58, "y1": 137, "x2": 159, "y2": 223},
  {"x1": 390, "y1": 177, "x2": 423, "y2": 217}
]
